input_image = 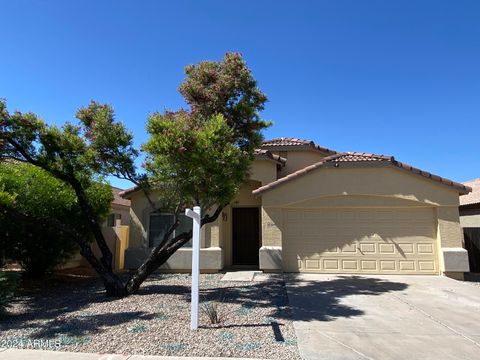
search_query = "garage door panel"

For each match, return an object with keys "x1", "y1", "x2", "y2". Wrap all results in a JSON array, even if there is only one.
[
  {"x1": 379, "y1": 243, "x2": 395, "y2": 253},
  {"x1": 293, "y1": 257, "x2": 438, "y2": 273},
  {"x1": 417, "y1": 243, "x2": 434, "y2": 254},
  {"x1": 283, "y1": 207, "x2": 438, "y2": 275},
  {"x1": 341, "y1": 243, "x2": 357, "y2": 253},
  {"x1": 380, "y1": 260, "x2": 396, "y2": 271}
]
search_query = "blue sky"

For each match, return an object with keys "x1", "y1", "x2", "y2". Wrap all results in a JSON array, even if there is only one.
[{"x1": 1, "y1": 0, "x2": 479, "y2": 189}]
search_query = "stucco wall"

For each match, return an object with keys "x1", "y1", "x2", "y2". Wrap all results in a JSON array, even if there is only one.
[
  {"x1": 111, "y1": 204, "x2": 131, "y2": 226},
  {"x1": 261, "y1": 207, "x2": 282, "y2": 247},
  {"x1": 273, "y1": 150, "x2": 329, "y2": 178},
  {"x1": 128, "y1": 190, "x2": 156, "y2": 248},
  {"x1": 460, "y1": 207, "x2": 480, "y2": 228},
  {"x1": 250, "y1": 160, "x2": 278, "y2": 185},
  {"x1": 261, "y1": 165, "x2": 461, "y2": 208},
  {"x1": 437, "y1": 207, "x2": 464, "y2": 248}
]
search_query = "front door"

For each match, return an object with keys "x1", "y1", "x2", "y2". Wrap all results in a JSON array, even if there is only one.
[{"x1": 232, "y1": 207, "x2": 260, "y2": 265}]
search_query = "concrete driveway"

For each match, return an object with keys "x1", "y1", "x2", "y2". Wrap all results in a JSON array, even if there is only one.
[{"x1": 285, "y1": 274, "x2": 480, "y2": 360}]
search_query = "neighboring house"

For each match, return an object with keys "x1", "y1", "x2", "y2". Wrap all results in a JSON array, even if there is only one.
[
  {"x1": 63, "y1": 186, "x2": 131, "y2": 271},
  {"x1": 104, "y1": 187, "x2": 131, "y2": 227},
  {"x1": 460, "y1": 179, "x2": 480, "y2": 272},
  {"x1": 120, "y1": 138, "x2": 471, "y2": 280}
]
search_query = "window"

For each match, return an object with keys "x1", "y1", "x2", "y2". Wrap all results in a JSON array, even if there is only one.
[
  {"x1": 149, "y1": 213, "x2": 193, "y2": 248},
  {"x1": 107, "y1": 213, "x2": 121, "y2": 227}
]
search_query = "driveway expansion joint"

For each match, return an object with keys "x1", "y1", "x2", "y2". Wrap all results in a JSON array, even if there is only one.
[
  {"x1": 383, "y1": 288, "x2": 480, "y2": 348},
  {"x1": 319, "y1": 331, "x2": 377, "y2": 360}
]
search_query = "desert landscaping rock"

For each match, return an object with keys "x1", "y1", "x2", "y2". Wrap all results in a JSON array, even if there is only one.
[{"x1": 0, "y1": 273, "x2": 300, "y2": 359}]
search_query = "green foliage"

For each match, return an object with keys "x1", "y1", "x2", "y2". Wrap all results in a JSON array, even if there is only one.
[
  {"x1": 201, "y1": 300, "x2": 220, "y2": 324},
  {"x1": 0, "y1": 161, "x2": 112, "y2": 276},
  {"x1": 144, "y1": 53, "x2": 270, "y2": 211},
  {"x1": 0, "y1": 99, "x2": 139, "y2": 186},
  {"x1": 144, "y1": 113, "x2": 248, "y2": 209},
  {"x1": 76, "y1": 101, "x2": 139, "y2": 179},
  {"x1": 1, "y1": 98, "x2": 140, "y2": 294},
  {"x1": 179, "y1": 52, "x2": 270, "y2": 152},
  {"x1": 0, "y1": 271, "x2": 20, "y2": 316}
]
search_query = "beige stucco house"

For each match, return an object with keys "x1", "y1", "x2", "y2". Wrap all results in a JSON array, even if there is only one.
[
  {"x1": 460, "y1": 179, "x2": 480, "y2": 273},
  {"x1": 120, "y1": 138, "x2": 471, "y2": 280}
]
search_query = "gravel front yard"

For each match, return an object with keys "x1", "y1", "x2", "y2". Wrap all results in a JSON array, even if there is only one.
[{"x1": 0, "y1": 272, "x2": 301, "y2": 359}]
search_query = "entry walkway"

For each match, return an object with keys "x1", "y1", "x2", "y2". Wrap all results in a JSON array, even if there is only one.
[{"x1": 285, "y1": 274, "x2": 480, "y2": 360}]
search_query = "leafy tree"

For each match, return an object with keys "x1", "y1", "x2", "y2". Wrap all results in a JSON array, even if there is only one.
[
  {"x1": 0, "y1": 52, "x2": 269, "y2": 296},
  {"x1": 0, "y1": 161, "x2": 111, "y2": 276},
  {"x1": 127, "y1": 53, "x2": 270, "y2": 292},
  {"x1": 0, "y1": 100, "x2": 138, "y2": 296}
]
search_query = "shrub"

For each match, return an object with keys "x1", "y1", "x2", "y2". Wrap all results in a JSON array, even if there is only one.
[{"x1": 0, "y1": 162, "x2": 112, "y2": 277}]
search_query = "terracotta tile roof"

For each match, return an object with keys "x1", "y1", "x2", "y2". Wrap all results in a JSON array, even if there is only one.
[
  {"x1": 261, "y1": 137, "x2": 337, "y2": 155},
  {"x1": 252, "y1": 152, "x2": 471, "y2": 196},
  {"x1": 262, "y1": 138, "x2": 313, "y2": 146},
  {"x1": 460, "y1": 179, "x2": 480, "y2": 206},
  {"x1": 331, "y1": 152, "x2": 393, "y2": 162},
  {"x1": 111, "y1": 187, "x2": 131, "y2": 207},
  {"x1": 254, "y1": 149, "x2": 286, "y2": 165},
  {"x1": 119, "y1": 186, "x2": 137, "y2": 198}
]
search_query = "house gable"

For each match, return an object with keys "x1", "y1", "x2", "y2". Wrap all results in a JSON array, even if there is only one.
[{"x1": 260, "y1": 165, "x2": 463, "y2": 208}]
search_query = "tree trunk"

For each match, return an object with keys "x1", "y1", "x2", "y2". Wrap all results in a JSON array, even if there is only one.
[
  {"x1": 125, "y1": 230, "x2": 192, "y2": 294},
  {"x1": 125, "y1": 204, "x2": 226, "y2": 294},
  {"x1": 77, "y1": 240, "x2": 127, "y2": 297},
  {"x1": 70, "y1": 179, "x2": 114, "y2": 270}
]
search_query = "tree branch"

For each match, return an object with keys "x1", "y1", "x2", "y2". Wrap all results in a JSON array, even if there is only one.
[
  {"x1": 201, "y1": 204, "x2": 227, "y2": 226},
  {"x1": 125, "y1": 227, "x2": 192, "y2": 294},
  {"x1": 6, "y1": 138, "x2": 74, "y2": 183}
]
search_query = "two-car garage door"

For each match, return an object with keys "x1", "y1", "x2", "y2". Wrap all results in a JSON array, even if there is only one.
[{"x1": 283, "y1": 207, "x2": 438, "y2": 274}]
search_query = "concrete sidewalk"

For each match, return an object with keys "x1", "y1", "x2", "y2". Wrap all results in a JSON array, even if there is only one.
[{"x1": 0, "y1": 349, "x2": 265, "y2": 360}]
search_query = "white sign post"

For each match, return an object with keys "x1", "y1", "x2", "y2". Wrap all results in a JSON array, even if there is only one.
[{"x1": 185, "y1": 206, "x2": 201, "y2": 330}]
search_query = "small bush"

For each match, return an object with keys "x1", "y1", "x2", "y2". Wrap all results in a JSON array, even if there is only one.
[
  {"x1": 200, "y1": 289, "x2": 225, "y2": 325},
  {"x1": 0, "y1": 272, "x2": 20, "y2": 316},
  {"x1": 201, "y1": 301, "x2": 220, "y2": 324}
]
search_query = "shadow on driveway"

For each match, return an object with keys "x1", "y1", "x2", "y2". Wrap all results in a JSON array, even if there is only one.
[
  {"x1": 285, "y1": 274, "x2": 409, "y2": 322},
  {"x1": 1, "y1": 272, "x2": 408, "y2": 339}
]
